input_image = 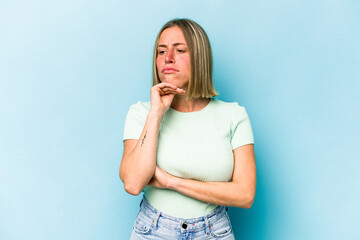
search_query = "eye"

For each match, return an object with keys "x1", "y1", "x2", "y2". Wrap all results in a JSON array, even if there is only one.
[
  {"x1": 177, "y1": 49, "x2": 186, "y2": 53},
  {"x1": 158, "y1": 50, "x2": 166, "y2": 55}
]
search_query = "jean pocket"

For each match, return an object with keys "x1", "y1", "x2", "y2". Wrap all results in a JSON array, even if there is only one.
[
  {"x1": 133, "y1": 213, "x2": 152, "y2": 235},
  {"x1": 209, "y1": 212, "x2": 233, "y2": 238}
]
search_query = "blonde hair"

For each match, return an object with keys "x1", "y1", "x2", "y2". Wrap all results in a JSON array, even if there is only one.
[{"x1": 152, "y1": 18, "x2": 218, "y2": 99}]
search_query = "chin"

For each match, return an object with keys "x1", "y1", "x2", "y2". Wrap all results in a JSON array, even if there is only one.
[
  {"x1": 161, "y1": 78, "x2": 187, "y2": 89},
  {"x1": 161, "y1": 79, "x2": 179, "y2": 87}
]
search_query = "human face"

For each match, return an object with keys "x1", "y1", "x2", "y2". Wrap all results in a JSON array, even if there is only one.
[{"x1": 156, "y1": 27, "x2": 191, "y2": 89}]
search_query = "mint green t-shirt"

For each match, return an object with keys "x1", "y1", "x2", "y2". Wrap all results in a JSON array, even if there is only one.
[{"x1": 123, "y1": 98, "x2": 254, "y2": 218}]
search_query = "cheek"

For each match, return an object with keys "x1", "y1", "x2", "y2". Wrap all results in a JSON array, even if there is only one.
[
  {"x1": 156, "y1": 58, "x2": 162, "y2": 72},
  {"x1": 183, "y1": 58, "x2": 191, "y2": 74},
  {"x1": 156, "y1": 57, "x2": 160, "y2": 67}
]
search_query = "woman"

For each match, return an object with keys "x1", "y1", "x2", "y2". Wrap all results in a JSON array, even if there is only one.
[{"x1": 120, "y1": 18, "x2": 256, "y2": 239}]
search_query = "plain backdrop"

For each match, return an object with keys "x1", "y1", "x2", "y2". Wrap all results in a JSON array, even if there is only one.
[{"x1": 1, "y1": 0, "x2": 359, "y2": 239}]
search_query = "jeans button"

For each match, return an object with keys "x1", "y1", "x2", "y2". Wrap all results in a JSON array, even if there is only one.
[{"x1": 182, "y1": 223, "x2": 188, "y2": 229}]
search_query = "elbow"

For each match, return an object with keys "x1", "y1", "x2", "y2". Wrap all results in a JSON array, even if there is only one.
[
  {"x1": 243, "y1": 192, "x2": 256, "y2": 209},
  {"x1": 123, "y1": 182, "x2": 143, "y2": 196},
  {"x1": 234, "y1": 191, "x2": 255, "y2": 209},
  {"x1": 119, "y1": 169, "x2": 146, "y2": 196},
  {"x1": 242, "y1": 196, "x2": 255, "y2": 209}
]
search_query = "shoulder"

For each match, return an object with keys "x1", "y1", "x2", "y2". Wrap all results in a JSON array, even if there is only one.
[
  {"x1": 211, "y1": 98, "x2": 247, "y2": 114},
  {"x1": 125, "y1": 101, "x2": 150, "y2": 121},
  {"x1": 123, "y1": 101, "x2": 150, "y2": 140},
  {"x1": 127, "y1": 101, "x2": 151, "y2": 115},
  {"x1": 210, "y1": 99, "x2": 251, "y2": 128}
]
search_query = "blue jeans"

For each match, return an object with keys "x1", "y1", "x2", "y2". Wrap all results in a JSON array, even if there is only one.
[{"x1": 130, "y1": 197, "x2": 235, "y2": 239}]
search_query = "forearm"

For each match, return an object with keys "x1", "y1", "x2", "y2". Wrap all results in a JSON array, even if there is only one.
[
  {"x1": 148, "y1": 145, "x2": 256, "y2": 207},
  {"x1": 120, "y1": 111, "x2": 163, "y2": 195},
  {"x1": 169, "y1": 178, "x2": 256, "y2": 208}
]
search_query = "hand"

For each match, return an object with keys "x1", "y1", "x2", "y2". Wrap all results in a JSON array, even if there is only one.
[
  {"x1": 148, "y1": 166, "x2": 176, "y2": 189},
  {"x1": 150, "y1": 82, "x2": 185, "y2": 115}
]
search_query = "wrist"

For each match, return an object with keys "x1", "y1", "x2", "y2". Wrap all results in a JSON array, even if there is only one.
[
  {"x1": 168, "y1": 174, "x2": 180, "y2": 190},
  {"x1": 148, "y1": 109, "x2": 165, "y2": 118}
]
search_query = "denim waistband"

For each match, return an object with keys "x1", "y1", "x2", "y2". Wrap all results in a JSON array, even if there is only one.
[{"x1": 139, "y1": 197, "x2": 228, "y2": 234}]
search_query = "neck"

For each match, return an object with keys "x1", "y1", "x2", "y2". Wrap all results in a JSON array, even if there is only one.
[{"x1": 170, "y1": 94, "x2": 211, "y2": 112}]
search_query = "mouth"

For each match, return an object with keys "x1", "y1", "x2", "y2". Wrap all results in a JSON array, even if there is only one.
[{"x1": 161, "y1": 67, "x2": 179, "y2": 73}]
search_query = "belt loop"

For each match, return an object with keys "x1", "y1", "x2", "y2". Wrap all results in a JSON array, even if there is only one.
[
  {"x1": 204, "y1": 216, "x2": 210, "y2": 235},
  {"x1": 225, "y1": 206, "x2": 229, "y2": 211},
  {"x1": 139, "y1": 199, "x2": 143, "y2": 207},
  {"x1": 152, "y1": 211, "x2": 161, "y2": 229}
]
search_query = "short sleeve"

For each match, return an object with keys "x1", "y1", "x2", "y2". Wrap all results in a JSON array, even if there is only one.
[
  {"x1": 123, "y1": 102, "x2": 150, "y2": 141},
  {"x1": 230, "y1": 104, "x2": 255, "y2": 149}
]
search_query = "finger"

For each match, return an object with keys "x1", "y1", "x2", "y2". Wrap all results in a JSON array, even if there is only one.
[
  {"x1": 176, "y1": 88, "x2": 185, "y2": 94},
  {"x1": 161, "y1": 88, "x2": 180, "y2": 94},
  {"x1": 162, "y1": 87, "x2": 185, "y2": 93},
  {"x1": 159, "y1": 88, "x2": 165, "y2": 96},
  {"x1": 161, "y1": 87, "x2": 181, "y2": 93},
  {"x1": 157, "y1": 82, "x2": 178, "y2": 90},
  {"x1": 162, "y1": 90, "x2": 182, "y2": 96},
  {"x1": 161, "y1": 87, "x2": 173, "y2": 92}
]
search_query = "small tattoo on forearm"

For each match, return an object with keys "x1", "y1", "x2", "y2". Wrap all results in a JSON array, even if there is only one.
[{"x1": 141, "y1": 131, "x2": 147, "y2": 147}]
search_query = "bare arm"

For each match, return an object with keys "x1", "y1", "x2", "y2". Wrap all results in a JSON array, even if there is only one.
[
  {"x1": 119, "y1": 112, "x2": 163, "y2": 196},
  {"x1": 149, "y1": 144, "x2": 256, "y2": 208},
  {"x1": 119, "y1": 83, "x2": 185, "y2": 195}
]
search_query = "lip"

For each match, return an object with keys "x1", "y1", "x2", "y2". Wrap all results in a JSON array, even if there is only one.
[{"x1": 161, "y1": 67, "x2": 179, "y2": 73}]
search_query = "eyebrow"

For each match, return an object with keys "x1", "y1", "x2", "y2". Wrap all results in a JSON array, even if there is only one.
[{"x1": 158, "y1": 43, "x2": 187, "y2": 48}]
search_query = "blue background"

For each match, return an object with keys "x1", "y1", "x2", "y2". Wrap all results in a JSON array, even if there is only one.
[{"x1": 1, "y1": 0, "x2": 359, "y2": 239}]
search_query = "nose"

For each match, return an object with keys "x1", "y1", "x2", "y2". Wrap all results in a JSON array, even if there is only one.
[{"x1": 165, "y1": 49, "x2": 175, "y2": 64}]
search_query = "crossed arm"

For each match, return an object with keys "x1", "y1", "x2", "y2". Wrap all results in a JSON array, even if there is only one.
[
  {"x1": 148, "y1": 144, "x2": 256, "y2": 208},
  {"x1": 120, "y1": 129, "x2": 256, "y2": 208}
]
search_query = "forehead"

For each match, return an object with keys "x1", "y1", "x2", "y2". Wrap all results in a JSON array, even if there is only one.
[{"x1": 158, "y1": 27, "x2": 187, "y2": 45}]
